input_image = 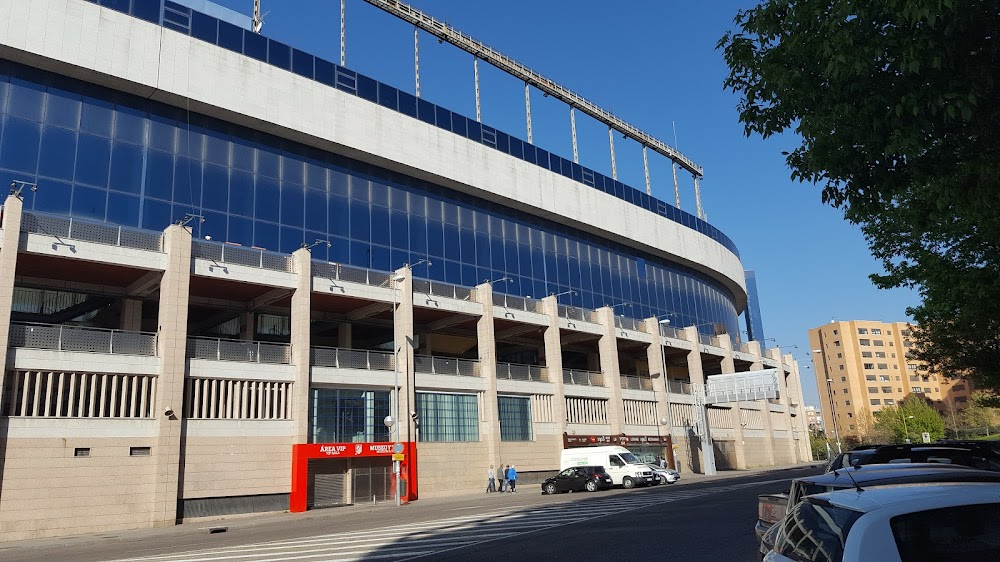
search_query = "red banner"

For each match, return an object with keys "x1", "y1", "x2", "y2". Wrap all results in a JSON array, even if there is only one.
[{"x1": 297, "y1": 442, "x2": 398, "y2": 458}]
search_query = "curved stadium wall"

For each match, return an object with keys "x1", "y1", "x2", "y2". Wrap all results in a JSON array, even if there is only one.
[{"x1": 0, "y1": 0, "x2": 746, "y2": 334}]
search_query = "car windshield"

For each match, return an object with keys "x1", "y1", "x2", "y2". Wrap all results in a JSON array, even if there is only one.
[
  {"x1": 789, "y1": 481, "x2": 832, "y2": 506},
  {"x1": 620, "y1": 452, "x2": 641, "y2": 464},
  {"x1": 773, "y1": 499, "x2": 864, "y2": 562},
  {"x1": 558, "y1": 468, "x2": 576, "y2": 477},
  {"x1": 891, "y1": 502, "x2": 1000, "y2": 560}
]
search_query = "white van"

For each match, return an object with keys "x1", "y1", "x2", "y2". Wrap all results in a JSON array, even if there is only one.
[{"x1": 560, "y1": 445, "x2": 654, "y2": 488}]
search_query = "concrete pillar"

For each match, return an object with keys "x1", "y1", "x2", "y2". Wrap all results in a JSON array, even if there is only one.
[
  {"x1": 120, "y1": 298, "x2": 143, "y2": 331},
  {"x1": 542, "y1": 296, "x2": 567, "y2": 437},
  {"x1": 337, "y1": 322, "x2": 352, "y2": 348},
  {"x1": 474, "y1": 282, "x2": 500, "y2": 464},
  {"x1": 747, "y1": 341, "x2": 775, "y2": 467},
  {"x1": 151, "y1": 224, "x2": 192, "y2": 527},
  {"x1": 717, "y1": 335, "x2": 746, "y2": 469},
  {"x1": 644, "y1": 317, "x2": 674, "y2": 469},
  {"x1": 394, "y1": 267, "x2": 416, "y2": 443},
  {"x1": 595, "y1": 307, "x2": 624, "y2": 435},
  {"x1": 684, "y1": 326, "x2": 716, "y2": 475},
  {"x1": 0, "y1": 194, "x2": 24, "y2": 412},
  {"x1": 290, "y1": 249, "x2": 312, "y2": 443},
  {"x1": 782, "y1": 352, "x2": 800, "y2": 462},
  {"x1": 239, "y1": 312, "x2": 255, "y2": 340},
  {"x1": 793, "y1": 362, "x2": 812, "y2": 461}
]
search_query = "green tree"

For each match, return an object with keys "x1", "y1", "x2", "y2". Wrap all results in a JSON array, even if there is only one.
[
  {"x1": 874, "y1": 399, "x2": 945, "y2": 443},
  {"x1": 718, "y1": 1, "x2": 1000, "y2": 391},
  {"x1": 810, "y1": 430, "x2": 831, "y2": 460},
  {"x1": 960, "y1": 390, "x2": 1000, "y2": 431}
]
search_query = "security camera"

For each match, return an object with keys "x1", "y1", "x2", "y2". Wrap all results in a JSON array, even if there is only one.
[{"x1": 164, "y1": 407, "x2": 174, "y2": 418}]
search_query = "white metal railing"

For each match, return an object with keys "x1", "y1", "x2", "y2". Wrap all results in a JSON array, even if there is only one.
[
  {"x1": 620, "y1": 374, "x2": 654, "y2": 391},
  {"x1": 20, "y1": 211, "x2": 162, "y2": 252},
  {"x1": 493, "y1": 292, "x2": 544, "y2": 313},
  {"x1": 668, "y1": 380, "x2": 693, "y2": 395},
  {"x1": 3, "y1": 370, "x2": 156, "y2": 418},
  {"x1": 563, "y1": 368, "x2": 604, "y2": 387},
  {"x1": 614, "y1": 316, "x2": 646, "y2": 333},
  {"x1": 698, "y1": 333, "x2": 715, "y2": 346},
  {"x1": 557, "y1": 304, "x2": 590, "y2": 322},
  {"x1": 413, "y1": 279, "x2": 474, "y2": 301},
  {"x1": 8, "y1": 322, "x2": 157, "y2": 356},
  {"x1": 496, "y1": 362, "x2": 547, "y2": 382},
  {"x1": 312, "y1": 260, "x2": 395, "y2": 288},
  {"x1": 192, "y1": 239, "x2": 292, "y2": 272},
  {"x1": 311, "y1": 347, "x2": 395, "y2": 370},
  {"x1": 659, "y1": 324, "x2": 683, "y2": 340},
  {"x1": 186, "y1": 337, "x2": 291, "y2": 364},
  {"x1": 414, "y1": 354, "x2": 481, "y2": 377}
]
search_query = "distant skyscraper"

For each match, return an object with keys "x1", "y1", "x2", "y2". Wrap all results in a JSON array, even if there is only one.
[{"x1": 744, "y1": 270, "x2": 766, "y2": 343}]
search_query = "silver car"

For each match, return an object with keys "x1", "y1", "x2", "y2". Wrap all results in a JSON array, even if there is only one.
[{"x1": 646, "y1": 464, "x2": 680, "y2": 484}]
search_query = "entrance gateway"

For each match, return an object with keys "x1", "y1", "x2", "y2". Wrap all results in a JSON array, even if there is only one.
[{"x1": 290, "y1": 442, "x2": 418, "y2": 511}]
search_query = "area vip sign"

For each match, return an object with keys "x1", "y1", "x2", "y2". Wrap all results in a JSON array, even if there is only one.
[{"x1": 563, "y1": 434, "x2": 671, "y2": 448}]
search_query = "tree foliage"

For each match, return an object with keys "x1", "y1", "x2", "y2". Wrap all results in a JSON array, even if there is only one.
[
  {"x1": 718, "y1": 1, "x2": 1000, "y2": 391},
  {"x1": 874, "y1": 398, "x2": 945, "y2": 443}
]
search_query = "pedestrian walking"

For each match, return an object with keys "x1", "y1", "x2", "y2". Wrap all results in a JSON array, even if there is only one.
[
  {"x1": 486, "y1": 465, "x2": 496, "y2": 493},
  {"x1": 507, "y1": 465, "x2": 518, "y2": 493},
  {"x1": 498, "y1": 464, "x2": 508, "y2": 493}
]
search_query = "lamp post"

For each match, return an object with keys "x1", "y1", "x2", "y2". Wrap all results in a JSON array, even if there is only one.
[
  {"x1": 389, "y1": 272, "x2": 406, "y2": 507},
  {"x1": 383, "y1": 415, "x2": 398, "y2": 506},
  {"x1": 657, "y1": 318, "x2": 675, "y2": 469},
  {"x1": 901, "y1": 414, "x2": 914, "y2": 444},
  {"x1": 811, "y1": 349, "x2": 841, "y2": 454}
]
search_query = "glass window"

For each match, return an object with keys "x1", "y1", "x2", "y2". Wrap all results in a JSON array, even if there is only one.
[
  {"x1": 305, "y1": 188, "x2": 327, "y2": 232},
  {"x1": 773, "y1": 500, "x2": 863, "y2": 562},
  {"x1": 417, "y1": 393, "x2": 479, "y2": 442},
  {"x1": 217, "y1": 20, "x2": 243, "y2": 52},
  {"x1": 80, "y1": 97, "x2": 113, "y2": 136},
  {"x1": 498, "y1": 396, "x2": 532, "y2": 441},
  {"x1": 144, "y1": 150, "x2": 174, "y2": 201},
  {"x1": 45, "y1": 87, "x2": 82, "y2": 129},
  {"x1": 892, "y1": 503, "x2": 1000, "y2": 561},
  {"x1": 291, "y1": 49, "x2": 314, "y2": 79},
  {"x1": 190, "y1": 11, "x2": 218, "y2": 44},
  {"x1": 106, "y1": 191, "x2": 140, "y2": 227},
  {"x1": 34, "y1": 179, "x2": 71, "y2": 215},
  {"x1": 38, "y1": 125, "x2": 77, "y2": 181},
  {"x1": 172, "y1": 157, "x2": 201, "y2": 205},
  {"x1": 75, "y1": 133, "x2": 111, "y2": 187},
  {"x1": 280, "y1": 183, "x2": 304, "y2": 227},
  {"x1": 108, "y1": 141, "x2": 143, "y2": 194},
  {"x1": 255, "y1": 176, "x2": 279, "y2": 222},
  {"x1": 311, "y1": 389, "x2": 390, "y2": 444},
  {"x1": 201, "y1": 163, "x2": 229, "y2": 212},
  {"x1": 8, "y1": 78, "x2": 44, "y2": 121},
  {"x1": 229, "y1": 170, "x2": 254, "y2": 217},
  {"x1": 2, "y1": 117, "x2": 41, "y2": 174},
  {"x1": 71, "y1": 185, "x2": 107, "y2": 220},
  {"x1": 267, "y1": 39, "x2": 291, "y2": 70}
]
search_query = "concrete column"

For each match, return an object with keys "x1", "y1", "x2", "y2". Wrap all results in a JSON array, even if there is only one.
[
  {"x1": 595, "y1": 307, "x2": 624, "y2": 435},
  {"x1": 395, "y1": 267, "x2": 416, "y2": 443},
  {"x1": 0, "y1": 195, "x2": 24, "y2": 412},
  {"x1": 239, "y1": 312, "x2": 255, "y2": 340},
  {"x1": 290, "y1": 249, "x2": 312, "y2": 443},
  {"x1": 644, "y1": 317, "x2": 674, "y2": 469},
  {"x1": 717, "y1": 335, "x2": 746, "y2": 469},
  {"x1": 542, "y1": 296, "x2": 567, "y2": 436},
  {"x1": 781, "y1": 352, "x2": 799, "y2": 462},
  {"x1": 120, "y1": 298, "x2": 143, "y2": 331},
  {"x1": 474, "y1": 282, "x2": 500, "y2": 464},
  {"x1": 151, "y1": 224, "x2": 192, "y2": 527},
  {"x1": 793, "y1": 362, "x2": 812, "y2": 461},
  {"x1": 337, "y1": 322, "x2": 352, "y2": 348},
  {"x1": 749, "y1": 341, "x2": 775, "y2": 466},
  {"x1": 684, "y1": 326, "x2": 716, "y2": 475}
]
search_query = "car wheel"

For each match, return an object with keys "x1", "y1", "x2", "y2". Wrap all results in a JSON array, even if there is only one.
[
  {"x1": 622, "y1": 476, "x2": 635, "y2": 489},
  {"x1": 585, "y1": 480, "x2": 598, "y2": 492},
  {"x1": 544, "y1": 483, "x2": 557, "y2": 495}
]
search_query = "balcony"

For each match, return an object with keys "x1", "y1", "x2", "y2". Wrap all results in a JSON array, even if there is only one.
[
  {"x1": 563, "y1": 368, "x2": 604, "y2": 387},
  {"x1": 20, "y1": 211, "x2": 162, "y2": 252},
  {"x1": 415, "y1": 355, "x2": 481, "y2": 377},
  {"x1": 192, "y1": 239, "x2": 292, "y2": 273},
  {"x1": 493, "y1": 293, "x2": 544, "y2": 313},
  {"x1": 8, "y1": 322, "x2": 157, "y2": 356},
  {"x1": 614, "y1": 316, "x2": 647, "y2": 333},
  {"x1": 311, "y1": 347, "x2": 394, "y2": 371},
  {"x1": 312, "y1": 260, "x2": 395, "y2": 287},
  {"x1": 414, "y1": 280, "x2": 474, "y2": 301},
  {"x1": 557, "y1": 305, "x2": 591, "y2": 322},
  {"x1": 620, "y1": 374, "x2": 654, "y2": 391},
  {"x1": 667, "y1": 380, "x2": 692, "y2": 395},
  {"x1": 186, "y1": 336, "x2": 291, "y2": 364},
  {"x1": 496, "y1": 362, "x2": 548, "y2": 382}
]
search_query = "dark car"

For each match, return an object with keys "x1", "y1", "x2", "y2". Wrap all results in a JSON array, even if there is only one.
[
  {"x1": 542, "y1": 465, "x2": 612, "y2": 494},
  {"x1": 756, "y1": 463, "x2": 1000, "y2": 560}
]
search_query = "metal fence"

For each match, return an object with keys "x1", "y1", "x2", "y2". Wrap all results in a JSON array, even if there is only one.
[
  {"x1": 557, "y1": 305, "x2": 589, "y2": 322},
  {"x1": 659, "y1": 324, "x2": 684, "y2": 340},
  {"x1": 186, "y1": 337, "x2": 291, "y2": 364},
  {"x1": 493, "y1": 293, "x2": 544, "y2": 313},
  {"x1": 413, "y1": 279, "x2": 474, "y2": 301},
  {"x1": 620, "y1": 374, "x2": 654, "y2": 391},
  {"x1": 8, "y1": 322, "x2": 157, "y2": 356},
  {"x1": 192, "y1": 240, "x2": 293, "y2": 272},
  {"x1": 668, "y1": 380, "x2": 693, "y2": 395},
  {"x1": 496, "y1": 362, "x2": 548, "y2": 382},
  {"x1": 312, "y1": 260, "x2": 395, "y2": 287},
  {"x1": 311, "y1": 347, "x2": 395, "y2": 370},
  {"x1": 614, "y1": 316, "x2": 646, "y2": 332},
  {"x1": 563, "y1": 369, "x2": 604, "y2": 387},
  {"x1": 20, "y1": 211, "x2": 162, "y2": 252},
  {"x1": 414, "y1": 355, "x2": 481, "y2": 377},
  {"x1": 698, "y1": 333, "x2": 716, "y2": 347}
]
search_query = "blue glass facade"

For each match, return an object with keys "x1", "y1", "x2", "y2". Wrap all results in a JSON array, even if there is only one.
[
  {"x1": 0, "y1": 1, "x2": 744, "y2": 334},
  {"x1": 744, "y1": 270, "x2": 766, "y2": 343}
]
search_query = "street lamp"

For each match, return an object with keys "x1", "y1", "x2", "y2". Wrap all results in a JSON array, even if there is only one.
[
  {"x1": 658, "y1": 317, "x2": 675, "y2": 469},
  {"x1": 390, "y1": 272, "x2": 406, "y2": 508},
  {"x1": 901, "y1": 414, "x2": 914, "y2": 444},
  {"x1": 383, "y1": 415, "x2": 399, "y2": 506},
  {"x1": 813, "y1": 348, "x2": 842, "y2": 454}
]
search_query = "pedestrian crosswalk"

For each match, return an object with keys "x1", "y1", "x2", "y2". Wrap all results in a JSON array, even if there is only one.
[{"x1": 118, "y1": 479, "x2": 784, "y2": 562}]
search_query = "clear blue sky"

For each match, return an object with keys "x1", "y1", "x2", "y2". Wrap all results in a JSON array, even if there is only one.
[{"x1": 209, "y1": 0, "x2": 920, "y2": 406}]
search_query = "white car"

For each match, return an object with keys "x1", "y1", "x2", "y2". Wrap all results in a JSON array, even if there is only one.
[{"x1": 764, "y1": 482, "x2": 1000, "y2": 561}]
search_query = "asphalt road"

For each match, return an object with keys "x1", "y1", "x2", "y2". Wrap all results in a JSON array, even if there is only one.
[{"x1": 0, "y1": 465, "x2": 822, "y2": 562}]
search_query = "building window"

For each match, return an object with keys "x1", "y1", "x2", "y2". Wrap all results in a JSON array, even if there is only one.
[
  {"x1": 909, "y1": 375, "x2": 919, "y2": 381},
  {"x1": 875, "y1": 352, "x2": 886, "y2": 358},
  {"x1": 885, "y1": 399, "x2": 895, "y2": 405},
  {"x1": 129, "y1": 446, "x2": 151, "y2": 456},
  {"x1": 864, "y1": 363, "x2": 875, "y2": 369},
  {"x1": 841, "y1": 376, "x2": 847, "y2": 382},
  {"x1": 871, "y1": 399, "x2": 880, "y2": 405},
  {"x1": 847, "y1": 413, "x2": 854, "y2": 418},
  {"x1": 901, "y1": 330, "x2": 911, "y2": 337},
  {"x1": 887, "y1": 330, "x2": 892, "y2": 335},
  {"x1": 417, "y1": 393, "x2": 479, "y2": 442},
  {"x1": 837, "y1": 353, "x2": 843, "y2": 358},
  {"x1": 498, "y1": 395, "x2": 532, "y2": 441},
  {"x1": 858, "y1": 328, "x2": 868, "y2": 334},
  {"x1": 873, "y1": 340, "x2": 884, "y2": 347},
  {"x1": 882, "y1": 386, "x2": 893, "y2": 393},
  {"x1": 834, "y1": 340, "x2": 841, "y2": 347},
  {"x1": 833, "y1": 330, "x2": 839, "y2": 335},
  {"x1": 312, "y1": 389, "x2": 391, "y2": 443},
  {"x1": 907, "y1": 364, "x2": 918, "y2": 371},
  {"x1": 839, "y1": 365, "x2": 845, "y2": 370},
  {"x1": 903, "y1": 340, "x2": 912, "y2": 347},
  {"x1": 842, "y1": 389, "x2": 849, "y2": 394},
  {"x1": 862, "y1": 351, "x2": 873, "y2": 358},
  {"x1": 868, "y1": 387, "x2": 879, "y2": 393},
  {"x1": 957, "y1": 396, "x2": 968, "y2": 403},
  {"x1": 953, "y1": 384, "x2": 967, "y2": 391},
  {"x1": 877, "y1": 363, "x2": 889, "y2": 370},
  {"x1": 845, "y1": 400, "x2": 851, "y2": 405},
  {"x1": 898, "y1": 388, "x2": 903, "y2": 393},
  {"x1": 866, "y1": 375, "x2": 876, "y2": 381},
  {"x1": 859, "y1": 339, "x2": 871, "y2": 346},
  {"x1": 913, "y1": 387, "x2": 923, "y2": 393},
  {"x1": 880, "y1": 375, "x2": 891, "y2": 381},
  {"x1": 74, "y1": 448, "x2": 91, "y2": 458},
  {"x1": 895, "y1": 376, "x2": 901, "y2": 381}
]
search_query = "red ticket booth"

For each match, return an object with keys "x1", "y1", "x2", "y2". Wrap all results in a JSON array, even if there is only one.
[{"x1": 290, "y1": 441, "x2": 418, "y2": 512}]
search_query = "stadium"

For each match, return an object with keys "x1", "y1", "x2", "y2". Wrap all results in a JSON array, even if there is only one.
[{"x1": 0, "y1": 0, "x2": 809, "y2": 539}]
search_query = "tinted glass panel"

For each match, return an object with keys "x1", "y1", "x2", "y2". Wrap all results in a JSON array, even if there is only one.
[{"x1": 217, "y1": 20, "x2": 243, "y2": 52}]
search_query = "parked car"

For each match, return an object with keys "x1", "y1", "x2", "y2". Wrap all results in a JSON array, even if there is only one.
[
  {"x1": 825, "y1": 445, "x2": 883, "y2": 472},
  {"x1": 763, "y1": 483, "x2": 1000, "y2": 561},
  {"x1": 541, "y1": 465, "x2": 613, "y2": 494},
  {"x1": 561, "y1": 446, "x2": 654, "y2": 488},
  {"x1": 646, "y1": 464, "x2": 680, "y2": 484},
  {"x1": 756, "y1": 464, "x2": 1000, "y2": 560}
]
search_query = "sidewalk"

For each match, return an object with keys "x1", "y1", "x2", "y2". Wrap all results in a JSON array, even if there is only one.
[{"x1": 0, "y1": 461, "x2": 823, "y2": 559}]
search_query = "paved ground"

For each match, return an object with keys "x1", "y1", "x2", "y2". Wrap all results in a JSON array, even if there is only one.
[{"x1": 0, "y1": 462, "x2": 823, "y2": 561}]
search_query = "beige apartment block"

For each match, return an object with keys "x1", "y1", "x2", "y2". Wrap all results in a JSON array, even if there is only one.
[{"x1": 808, "y1": 320, "x2": 973, "y2": 442}]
